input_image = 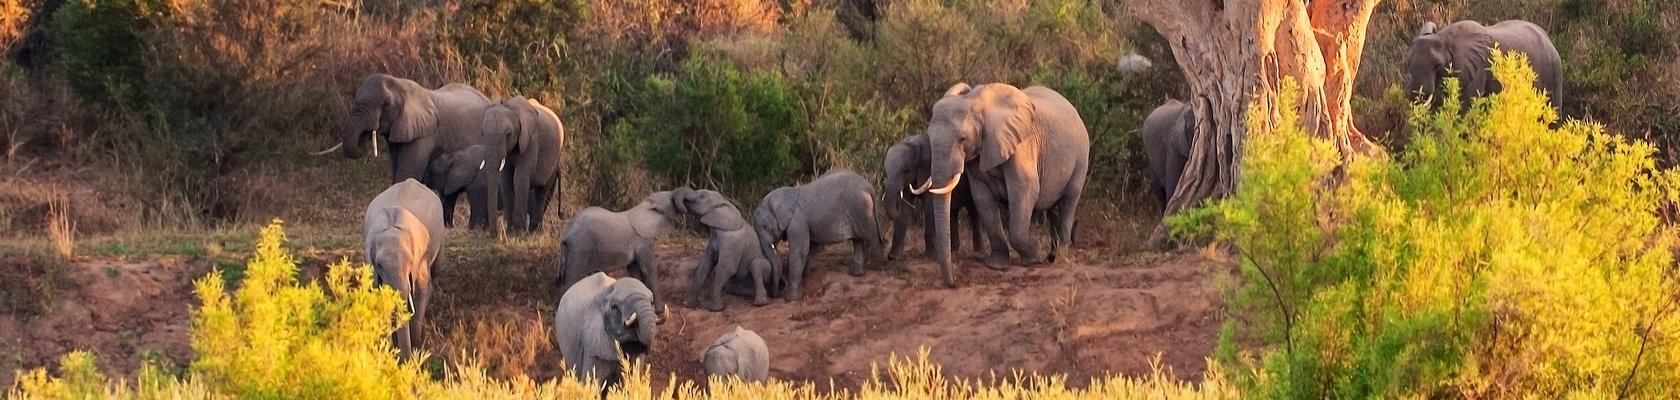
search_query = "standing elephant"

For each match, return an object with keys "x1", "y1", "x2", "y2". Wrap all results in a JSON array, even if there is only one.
[
  {"x1": 1142, "y1": 99, "x2": 1195, "y2": 208},
  {"x1": 883, "y1": 133, "x2": 987, "y2": 260},
  {"x1": 334, "y1": 74, "x2": 498, "y2": 229},
  {"x1": 916, "y1": 83, "x2": 1089, "y2": 287},
  {"x1": 673, "y1": 187, "x2": 777, "y2": 311},
  {"x1": 482, "y1": 96, "x2": 565, "y2": 234},
  {"x1": 558, "y1": 190, "x2": 681, "y2": 313},
  {"x1": 363, "y1": 179, "x2": 446, "y2": 359},
  {"x1": 753, "y1": 169, "x2": 886, "y2": 300},
  {"x1": 702, "y1": 326, "x2": 770, "y2": 383},
  {"x1": 1408, "y1": 20, "x2": 1562, "y2": 110},
  {"x1": 554, "y1": 272, "x2": 659, "y2": 391},
  {"x1": 426, "y1": 144, "x2": 501, "y2": 229}
]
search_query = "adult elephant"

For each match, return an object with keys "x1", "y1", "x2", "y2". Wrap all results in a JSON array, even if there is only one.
[
  {"x1": 553, "y1": 272, "x2": 659, "y2": 392},
  {"x1": 1408, "y1": 20, "x2": 1562, "y2": 110},
  {"x1": 882, "y1": 133, "x2": 986, "y2": 260},
  {"x1": 332, "y1": 74, "x2": 497, "y2": 229},
  {"x1": 363, "y1": 179, "x2": 446, "y2": 359},
  {"x1": 753, "y1": 169, "x2": 886, "y2": 300},
  {"x1": 482, "y1": 96, "x2": 565, "y2": 234},
  {"x1": 1141, "y1": 99, "x2": 1194, "y2": 208},
  {"x1": 914, "y1": 83, "x2": 1089, "y2": 287}
]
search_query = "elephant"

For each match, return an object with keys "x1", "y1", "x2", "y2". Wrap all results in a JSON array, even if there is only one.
[
  {"x1": 558, "y1": 190, "x2": 681, "y2": 314},
  {"x1": 882, "y1": 133, "x2": 987, "y2": 260},
  {"x1": 426, "y1": 144, "x2": 502, "y2": 230},
  {"x1": 672, "y1": 187, "x2": 778, "y2": 311},
  {"x1": 482, "y1": 96, "x2": 565, "y2": 234},
  {"x1": 1142, "y1": 99, "x2": 1195, "y2": 208},
  {"x1": 553, "y1": 272, "x2": 659, "y2": 391},
  {"x1": 702, "y1": 326, "x2": 770, "y2": 383},
  {"x1": 753, "y1": 169, "x2": 886, "y2": 300},
  {"x1": 334, "y1": 74, "x2": 498, "y2": 229},
  {"x1": 363, "y1": 178, "x2": 446, "y2": 359},
  {"x1": 916, "y1": 82, "x2": 1090, "y2": 287},
  {"x1": 1407, "y1": 20, "x2": 1562, "y2": 110}
]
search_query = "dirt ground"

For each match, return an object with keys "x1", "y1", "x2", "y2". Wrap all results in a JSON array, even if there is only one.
[{"x1": 0, "y1": 219, "x2": 1230, "y2": 392}]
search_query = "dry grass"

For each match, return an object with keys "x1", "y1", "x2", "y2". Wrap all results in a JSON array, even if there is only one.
[
  {"x1": 431, "y1": 311, "x2": 558, "y2": 380},
  {"x1": 45, "y1": 190, "x2": 71, "y2": 259}
]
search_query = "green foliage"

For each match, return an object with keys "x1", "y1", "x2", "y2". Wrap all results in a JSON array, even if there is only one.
[
  {"x1": 1175, "y1": 52, "x2": 1680, "y2": 397},
  {"x1": 47, "y1": 0, "x2": 159, "y2": 107}
]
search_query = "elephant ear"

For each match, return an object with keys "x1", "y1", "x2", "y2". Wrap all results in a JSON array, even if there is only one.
[
  {"x1": 1418, "y1": 21, "x2": 1437, "y2": 36},
  {"x1": 386, "y1": 81, "x2": 438, "y2": 144},
  {"x1": 1449, "y1": 28, "x2": 1496, "y2": 94},
  {"x1": 978, "y1": 87, "x2": 1038, "y2": 171},
  {"x1": 699, "y1": 195, "x2": 747, "y2": 231},
  {"x1": 942, "y1": 82, "x2": 972, "y2": 97},
  {"x1": 510, "y1": 97, "x2": 540, "y2": 153},
  {"x1": 631, "y1": 191, "x2": 673, "y2": 238}
]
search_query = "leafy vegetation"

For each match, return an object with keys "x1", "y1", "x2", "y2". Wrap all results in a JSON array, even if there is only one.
[{"x1": 1173, "y1": 53, "x2": 1680, "y2": 397}]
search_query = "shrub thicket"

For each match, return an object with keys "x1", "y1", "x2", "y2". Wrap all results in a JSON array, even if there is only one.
[{"x1": 1174, "y1": 53, "x2": 1680, "y2": 397}]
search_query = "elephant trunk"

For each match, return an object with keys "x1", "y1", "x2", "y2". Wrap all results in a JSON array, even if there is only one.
[
  {"x1": 340, "y1": 106, "x2": 378, "y2": 159},
  {"x1": 373, "y1": 261, "x2": 415, "y2": 358},
  {"x1": 932, "y1": 192, "x2": 955, "y2": 288},
  {"x1": 622, "y1": 302, "x2": 659, "y2": 355}
]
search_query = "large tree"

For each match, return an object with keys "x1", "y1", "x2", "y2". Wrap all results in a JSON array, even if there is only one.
[{"x1": 1123, "y1": 0, "x2": 1382, "y2": 243}]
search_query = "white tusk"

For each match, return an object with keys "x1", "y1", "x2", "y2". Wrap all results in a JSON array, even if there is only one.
[
  {"x1": 310, "y1": 142, "x2": 344, "y2": 156},
  {"x1": 624, "y1": 311, "x2": 637, "y2": 326},
  {"x1": 478, "y1": 160, "x2": 486, "y2": 170},
  {"x1": 498, "y1": 159, "x2": 505, "y2": 171},
  {"x1": 406, "y1": 292, "x2": 414, "y2": 315},
  {"x1": 371, "y1": 131, "x2": 379, "y2": 158},
  {"x1": 928, "y1": 171, "x2": 963, "y2": 195},
  {"x1": 909, "y1": 178, "x2": 934, "y2": 195}
]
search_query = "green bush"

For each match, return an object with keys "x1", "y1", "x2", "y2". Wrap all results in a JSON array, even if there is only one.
[
  {"x1": 47, "y1": 0, "x2": 159, "y2": 107},
  {"x1": 1174, "y1": 52, "x2": 1680, "y2": 397}
]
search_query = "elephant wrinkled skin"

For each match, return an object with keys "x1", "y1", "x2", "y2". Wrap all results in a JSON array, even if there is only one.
[
  {"x1": 754, "y1": 169, "x2": 887, "y2": 300},
  {"x1": 558, "y1": 190, "x2": 680, "y2": 313},
  {"x1": 703, "y1": 326, "x2": 770, "y2": 383},
  {"x1": 1141, "y1": 100, "x2": 1194, "y2": 208},
  {"x1": 553, "y1": 272, "x2": 659, "y2": 392},
  {"x1": 673, "y1": 187, "x2": 778, "y2": 311},
  {"x1": 1407, "y1": 20, "x2": 1562, "y2": 110},
  {"x1": 363, "y1": 179, "x2": 446, "y2": 359}
]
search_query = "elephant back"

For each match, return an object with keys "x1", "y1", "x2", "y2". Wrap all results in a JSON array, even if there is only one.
[
  {"x1": 554, "y1": 272, "x2": 614, "y2": 367},
  {"x1": 366, "y1": 179, "x2": 446, "y2": 260}
]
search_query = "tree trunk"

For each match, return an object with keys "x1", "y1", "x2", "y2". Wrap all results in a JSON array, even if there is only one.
[{"x1": 1123, "y1": 0, "x2": 1382, "y2": 246}]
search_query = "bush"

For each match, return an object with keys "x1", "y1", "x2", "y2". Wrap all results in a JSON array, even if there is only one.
[
  {"x1": 47, "y1": 0, "x2": 158, "y2": 107},
  {"x1": 1173, "y1": 53, "x2": 1680, "y2": 397}
]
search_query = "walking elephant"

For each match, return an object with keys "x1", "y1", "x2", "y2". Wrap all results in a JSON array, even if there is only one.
[
  {"x1": 554, "y1": 272, "x2": 659, "y2": 392},
  {"x1": 363, "y1": 179, "x2": 446, "y2": 359},
  {"x1": 673, "y1": 187, "x2": 777, "y2": 311},
  {"x1": 1142, "y1": 99, "x2": 1194, "y2": 208},
  {"x1": 753, "y1": 169, "x2": 886, "y2": 300},
  {"x1": 882, "y1": 133, "x2": 986, "y2": 260},
  {"x1": 333, "y1": 74, "x2": 498, "y2": 229},
  {"x1": 703, "y1": 326, "x2": 770, "y2": 383},
  {"x1": 915, "y1": 83, "x2": 1089, "y2": 287},
  {"x1": 1408, "y1": 20, "x2": 1562, "y2": 110},
  {"x1": 557, "y1": 190, "x2": 681, "y2": 314},
  {"x1": 482, "y1": 96, "x2": 565, "y2": 234}
]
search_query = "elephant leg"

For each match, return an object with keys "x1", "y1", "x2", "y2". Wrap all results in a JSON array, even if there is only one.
[
  {"x1": 963, "y1": 200, "x2": 988, "y2": 255},
  {"x1": 711, "y1": 247, "x2": 745, "y2": 311},
  {"x1": 440, "y1": 191, "x2": 461, "y2": 228},
  {"x1": 631, "y1": 247, "x2": 664, "y2": 317},
  {"x1": 748, "y1": 257, "x2": 771, "y2": 306},
  {"x1": 784, "y1": 228, "x2": 812, "y2": 300},
  {"x1": 1003, "y1": 171, "x2": 1043, "y2": 265},
  {"x1": 531, "y1": 178, "x2": 558, "y2": 232},
  {"x1": 967, "y1": 178, "x2": 1012, "y2": 270},
  {"x1": 685, "y1": 246, "x2": 719, "y2": 308},
  {"x1": 1050, "y1": 164, "x2": 1087, "y2": 263},
  {"x1": 920, "y1": 199, "x2": 937, "y2": 259},
  {"x1": 889, "y1": 210, "x2": 909, "y2": 261},
  {"x1": 510, "y1": 164, "x2": 534, "y2": 234},
  {"x1": 390, "y1": 140, "x2": 432, "y2": 184}
]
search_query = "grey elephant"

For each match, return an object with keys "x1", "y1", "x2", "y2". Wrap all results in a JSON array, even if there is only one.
[
  {"x1": 558, "y1": 190, "x2": 681, "y2": 313},
  {"x1": 554, "y1": 272, "x2": 659, "y2": 391},
  {"x1": 672, "y1": 187, "x2": 777, "y2": 311},
  {"x1": 916, "y1": 83, "x2": 1089, "y2": 287},
  {"x1": 363, "y1": 178, "x2": 446, "y2": 359},
  {"x1": 1408, "y1": 20, "x2": 1562, "y2": 110},
  {"x1": 426, "y1": 144, "x2": 502, "y2": 229},
  {"x1": 702, "y1": 326, "x2": 769, "y2": 383},
  {"x1": 333, "y1": 74, "x2": 499, "y2": 229},
  {"x1": 1142, "y1": 99, "x2": 1195, "y2": 208},
  {"x1": 882, "y1": 133, "x2": 986, "y2": 260},
  {"x1": 753, "y1": 169, "x2": 886, "y2": 300},
  {"x1": 482, "y1": 96, "x2": 565, "y2": 234}
]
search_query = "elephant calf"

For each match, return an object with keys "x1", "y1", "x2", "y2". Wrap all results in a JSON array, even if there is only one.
[
  {"x1": 883, "y1": 133, "x2": 987, "y2": 260},
  {"x1": 558, "y1": 190, "x2": 681, "y2": 313},
  {"x1": 703, "y1": 326, "x2": 769, "y2": 383},
  {"x1": 673, "y1": 187, "x2": 778, "y2": 311},
  {"x1": 554, "y1": 272, "x2": 660, "y2": 391},
  {"x1": 754, "y1": 169, "x2": 887, "y2": 300},
  {"x1": 363, "y1": 178, "x2": 446, "y2": 359},
  {"x1": 427, "y1": 144, "x2": 501, "y2": 230},
  {"x1": 1142, "y1": 99, "x2": 1194, "y2": 208}
]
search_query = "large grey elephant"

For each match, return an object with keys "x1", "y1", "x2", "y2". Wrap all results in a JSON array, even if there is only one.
[
  {"x1": 883, "y1": 133, "x2": 986, "y2": 260},
  {"x1": 426, "y1": 144, "x2": 502, "y2": 229},
  {"x1": 558, "y1": 190, "x2": 681, "y2": 313},
  {"x1": 1142, "y1": 99, "x2": 1195, "y2": 208},
  {"x1": 335, "y1": 74, "x2": 498, "y2": 229},
  {"x1": 673, "y1": 187, "x2": 777, "y2": 311},
  {"x1": 482, "y1": 96, "x2": 565, "y2": 234},
  {"x1": 753, "y1": 169, "x2": 886, "y2": 300},
  {"x1": 554, "y1": 272, "x2": 659, "y2": 391},
  {"x1": 1408, "y1": 20, "x2": 1562, "y2": 110},
  {"x1": 363, "y1": 178, "x2": 446, "y2": 359},
  {"x1": 916, "y1": 83, "x2": 1089, "y2": 287},
  {"x1": 702, "y1": 326, "x2": 769, "y2": 383}
]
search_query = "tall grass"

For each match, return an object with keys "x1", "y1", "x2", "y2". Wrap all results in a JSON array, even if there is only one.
[{"x1": 45, "y1": 189, "x2": 70, "y2": 259}]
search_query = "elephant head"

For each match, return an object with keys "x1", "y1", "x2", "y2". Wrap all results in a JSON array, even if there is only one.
[
  {"x1": 1407, "y1": 21, "x2": 1494, "y2": 108},
  {"x1": 340, "y1": 74, "x2": 438, "y2": 158},
  {"x1": 918, "y1": 83, "x2": 1038, "y2": 195},
  {"x1": 751, "y1": 189, "x2": 795, "y2": 276},
  {"x1": 882, "y1": 134, "x2": 930, "y2": 225},
  {"x1": 367, "y1": 206, "x2": 433, "y2": 359},
  {"x1": 428, "y1": 144, "x2": 499, "y2": 196},
  {"x1": 599, "y1": 278, "x2": 660, "y2": 356},
  {"x1": 673, "y1": 187, "x2": 748, "y2": 231}
]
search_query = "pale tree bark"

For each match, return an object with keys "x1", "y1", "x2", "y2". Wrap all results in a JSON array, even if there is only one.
[{"x1": 1123, "y1": 0, "x2": 1382, "y2": 246}]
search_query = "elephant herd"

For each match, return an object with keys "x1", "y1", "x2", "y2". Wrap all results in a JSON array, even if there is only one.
[{"x1": 345, "y1": 17, "x2": 1563, "y2": 393}]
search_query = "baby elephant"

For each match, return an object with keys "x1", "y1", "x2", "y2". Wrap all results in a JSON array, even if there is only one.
[
  {"x1": 673, "y1": 187, "x2": 777, "y2": 311},
  {"x1": 703, "y1": 326, "x2": 769, "y2": 383},
  {"x1": 754, "y1": 169, "x2": 887, "y2": 300},
  {"x1": 554, "y1": 272, "x2": 660, "y2": 392},
  {"x1": 363, "y1": 179, "x2": 446, "y2": 359}
]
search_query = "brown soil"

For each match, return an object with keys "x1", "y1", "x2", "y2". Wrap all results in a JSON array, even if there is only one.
[{"x1": 0, "y1": 222, "x2": 1229, "y2": 392}]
